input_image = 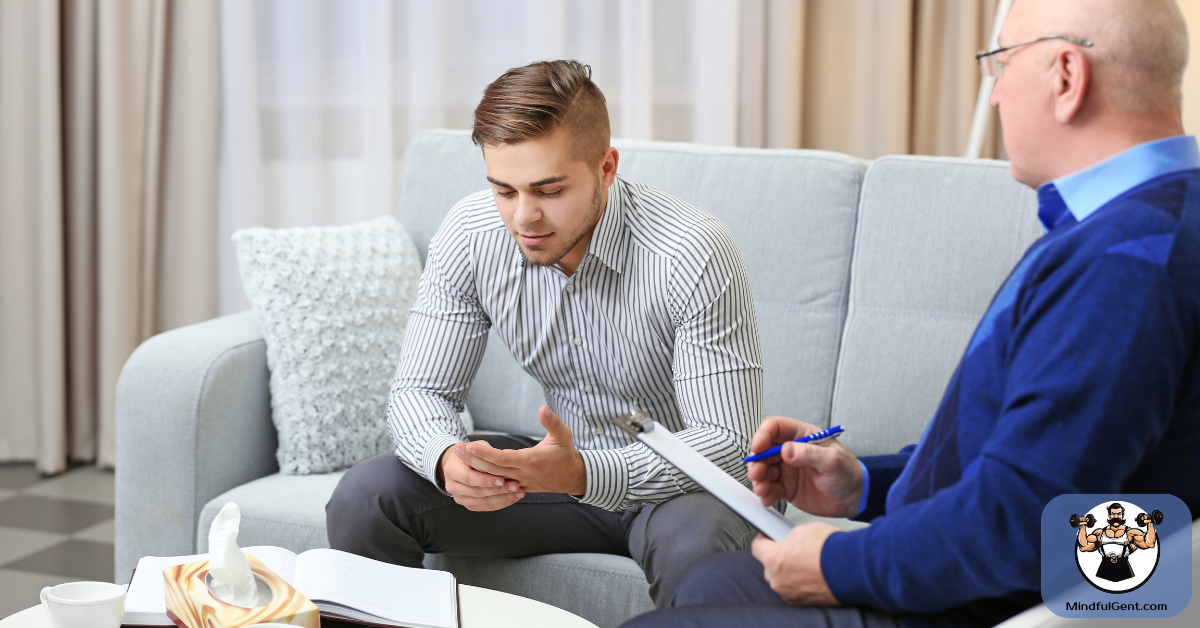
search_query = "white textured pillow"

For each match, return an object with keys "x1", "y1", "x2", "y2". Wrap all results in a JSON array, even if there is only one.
[{"x1": 233, "y1": 216, "x2": 422, "y2": 475}]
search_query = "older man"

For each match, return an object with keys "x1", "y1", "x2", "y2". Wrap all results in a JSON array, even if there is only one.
[{"x1": 624, "y1": 0, "x2": 1200, "y2": 627}]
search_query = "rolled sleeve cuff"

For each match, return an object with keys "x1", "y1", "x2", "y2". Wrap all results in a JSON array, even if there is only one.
[
  {"x1": 820, "y1": 528, "x2": 878, "y2": 608},
  {"x1": 419, "y1": 434, "x2": 465, "y2": 495},
  {"x1": 577, "y1": 448, "x2": 630, "y2": 511}
]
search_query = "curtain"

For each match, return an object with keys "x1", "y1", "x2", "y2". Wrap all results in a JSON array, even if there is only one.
[
  {"x1": 0, "y1": 0, "x2": 219, "y2": 473},
  {"x1": 217, "y1": 0, "x2": 1005, "y2": 315}
]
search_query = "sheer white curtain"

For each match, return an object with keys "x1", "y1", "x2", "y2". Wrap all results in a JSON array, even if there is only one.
[{"x1": 217, "y1": 0, "x2": 804, "y2": 314}]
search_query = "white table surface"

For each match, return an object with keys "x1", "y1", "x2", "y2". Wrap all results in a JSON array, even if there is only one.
[{"x1": 0, "y1": 584, "x2": 597, "y2": 628}]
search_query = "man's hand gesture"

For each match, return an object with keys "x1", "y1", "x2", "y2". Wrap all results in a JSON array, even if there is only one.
[
  {"x1": 747, "y1": 416, "x2": 863, "y2": 519},
  {"x1": 439, "y1": 443, "x2": 526, "y2": 512},
  {"x1": 458, "y1": 405, "x2": 587, "y2": 496}
]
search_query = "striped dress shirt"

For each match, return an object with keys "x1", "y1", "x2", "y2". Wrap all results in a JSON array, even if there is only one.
[{"x1": 387, "y1": 175, "x2": 764, "y2": 512}]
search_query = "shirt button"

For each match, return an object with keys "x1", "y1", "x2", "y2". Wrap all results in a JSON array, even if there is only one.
[
  {"x1": 565, "y1": 284, "x2": 575, "y2": 293},
  {"x1": 572, "y1": 336, "x2": 582, "y2": 346},
  {"x1": 583, "y1": 384, "x2": 593, "y2": 393},
  {"x1": 593, "y1": 425, "x2": 605, "y2": 436}
]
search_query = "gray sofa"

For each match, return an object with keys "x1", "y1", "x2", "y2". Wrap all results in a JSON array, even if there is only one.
[{"x1": 114, "y1": 130, "x2": 1198, "y2": 628}]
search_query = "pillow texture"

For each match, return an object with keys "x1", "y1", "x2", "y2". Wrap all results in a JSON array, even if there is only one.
[{"x1": 233, "y1": 216, "x2": 422, "y2": 474}]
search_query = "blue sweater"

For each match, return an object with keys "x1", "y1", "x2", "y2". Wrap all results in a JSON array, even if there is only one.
[{"x1": 820, "y1": 144, "x2": 1200, "y2": 627}]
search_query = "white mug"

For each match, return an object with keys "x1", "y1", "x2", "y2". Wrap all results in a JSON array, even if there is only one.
[{"x1": 39, "y1": 581, "x2": 125, "y2": 628}]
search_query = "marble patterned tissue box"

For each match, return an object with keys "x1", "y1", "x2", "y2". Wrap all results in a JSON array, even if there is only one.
[{"x1": 163, "y1": 553, "x2": 319, "y2": 628}]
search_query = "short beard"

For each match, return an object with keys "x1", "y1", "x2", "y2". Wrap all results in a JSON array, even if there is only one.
[{"x1": 519, "y1": 177, "x2": 604, "y2": 268}]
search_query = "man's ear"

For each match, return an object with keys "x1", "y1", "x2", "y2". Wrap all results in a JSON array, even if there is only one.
[
  {"x1": 599, "y1": 147, "x2": 619, "y2": 187},
  {"x1": 1053, "y1": 46, "x2": 1091, "y2": 124}
]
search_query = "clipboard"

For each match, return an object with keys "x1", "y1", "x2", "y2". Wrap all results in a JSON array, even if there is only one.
[{"x1": 615, "y1": 408, "x2": 796, "y2": 541}]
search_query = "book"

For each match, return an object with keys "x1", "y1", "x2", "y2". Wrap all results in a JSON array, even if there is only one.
[{"x1": 124, "y1": 546, "x2": 458, "y2": 628}]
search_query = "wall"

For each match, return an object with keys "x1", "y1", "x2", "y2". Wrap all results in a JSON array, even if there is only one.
[{"x1": 1182, "y1": 0, "x2": 1200, "y2": 132}]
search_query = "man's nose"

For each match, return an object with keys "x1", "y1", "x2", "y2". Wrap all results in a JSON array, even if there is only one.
[
  {"x1": 989, "y1": 75, "x2": 1002, "y2": 109},
  {"x1": 514, "y1": 193, "x2": 541, "y2": 224}
]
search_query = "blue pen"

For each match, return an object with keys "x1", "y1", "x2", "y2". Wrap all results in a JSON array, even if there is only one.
[{"x1": 743, "y1": 425, "x2": 845, "y2": 463}]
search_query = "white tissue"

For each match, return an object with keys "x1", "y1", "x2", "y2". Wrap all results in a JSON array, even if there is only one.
[{"x1": 206, "y1": 502, "x2": 259, "y2": 607}]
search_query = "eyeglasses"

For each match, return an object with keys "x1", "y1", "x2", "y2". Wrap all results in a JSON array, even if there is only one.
[{"x1": 976, "y1": 34, "x2": 1094, "y2": 77}]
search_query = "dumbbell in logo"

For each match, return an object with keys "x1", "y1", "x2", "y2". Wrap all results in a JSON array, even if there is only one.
[{"x1": 1069, "y1": 502, "x2": 1162, "y2": 593}]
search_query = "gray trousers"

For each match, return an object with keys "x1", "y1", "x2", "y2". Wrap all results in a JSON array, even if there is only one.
[{"x1": 325, "y1": 435, "x2": 756, "y2": 608}]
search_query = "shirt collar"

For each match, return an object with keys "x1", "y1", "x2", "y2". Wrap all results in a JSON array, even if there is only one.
[
  {"x1": 585, "y1": 175, "x2": 630, "y2": 274},
  {"x1": 1037, "y1": 135, "x2": 1200, "y2": 230}
]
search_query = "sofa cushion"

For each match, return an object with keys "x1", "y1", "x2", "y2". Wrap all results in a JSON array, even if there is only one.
[
  {"x1": 831, "y1": 156, "x2": 1042, "y2": 456},
  {"x1": 396, "y1": 131, "x2": 866, "y2": 435},
  {"x1": 198, "y1": 471, "x2": 345, "y2": 554},
  {"x1": 233, "y1": 216, "x2": 424, "y2": 474}
]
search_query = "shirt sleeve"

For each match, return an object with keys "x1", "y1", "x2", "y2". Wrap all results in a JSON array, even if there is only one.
[
  {"x1": 387, "y1": 205, "x2": 491, "y2": 491},
  {"x1": 579, "y1": 218, "x2": 764, "y2": 511},
  {"x1": 820, "y1": 250, "x2": 1189, "y2": 612}
]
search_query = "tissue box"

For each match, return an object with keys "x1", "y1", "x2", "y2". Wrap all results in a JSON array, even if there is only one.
[{"x1": 163, "y1": 552, "x2": 320, "y2": 628}]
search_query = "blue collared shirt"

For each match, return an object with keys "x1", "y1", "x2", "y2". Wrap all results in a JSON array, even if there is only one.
[{"x1": 1037, "y1": 134, "x2": 1200, "y2": 231}]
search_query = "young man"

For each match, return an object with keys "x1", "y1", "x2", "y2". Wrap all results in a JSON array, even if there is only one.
[
  {"x1": 627, "y1": 0, "x2": 1200, "y2": 626},
  {"x1": 326, "y1": 60, "x2": 761, "y2": 607}
]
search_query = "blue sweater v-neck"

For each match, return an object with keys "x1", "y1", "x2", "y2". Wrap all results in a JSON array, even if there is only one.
[{"x1": 821, "y1": 136, "x2": 1200, "y2": 627}]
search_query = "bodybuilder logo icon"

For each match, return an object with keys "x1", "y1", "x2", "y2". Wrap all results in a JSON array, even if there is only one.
[{"x1": 1069, "y1": 501, "x2": 1163, "y2": 593}]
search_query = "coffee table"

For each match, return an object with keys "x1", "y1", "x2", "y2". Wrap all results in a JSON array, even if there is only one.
[{"x1": 0, "y1": 584, "x2": 597, "y2": 628}]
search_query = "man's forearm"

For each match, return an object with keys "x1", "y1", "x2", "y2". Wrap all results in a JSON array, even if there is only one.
[
  {"x1": 821, "y1": 455, "x2": 1044, "y2": 613},
  {"x1": 581, "y1": 422, "x2": 753, "y2": 512},
  {"x1": 387, "y1": 388, "x2": 469, "y2": 489}
]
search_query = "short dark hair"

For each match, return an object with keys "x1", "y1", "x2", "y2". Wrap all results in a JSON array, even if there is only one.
[
  {"x1": 1108, "y1": 503, "x2": 1124, "y2": 513},
  {"x1": 472, "y1": 60, "x2": 610, "y2": 165}
]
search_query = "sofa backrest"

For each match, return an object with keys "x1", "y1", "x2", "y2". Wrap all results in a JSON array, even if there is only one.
[
  {"x1": 831, "y1": 156, "x2": 1041, "y2": 455},
  {"x1": 397, "y1": 130, "x2": 866, "y2": 435}
]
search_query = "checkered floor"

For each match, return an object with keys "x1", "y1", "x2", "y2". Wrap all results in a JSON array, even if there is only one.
[{"x1": 0, "y1": 463, "x2": 114, "y2": 618}]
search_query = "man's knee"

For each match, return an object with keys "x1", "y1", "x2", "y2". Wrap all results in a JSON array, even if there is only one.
[
  {"x1": 643, "y1": 492, "x2": 756, "y2": 556},
  {"x1": 672, "y1": 549, "x2": 778, "y2": 606},
  {"x1": 634, "y1": 491, "x2": 756, "y2": 607},
  {"x1": 326, "y1": 454, "x2": 429, "y2": 550}
]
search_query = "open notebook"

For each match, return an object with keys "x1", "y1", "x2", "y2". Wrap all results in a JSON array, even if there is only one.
[{"x1": 124, "y1": 546, "x2": 457, "y2": 628}]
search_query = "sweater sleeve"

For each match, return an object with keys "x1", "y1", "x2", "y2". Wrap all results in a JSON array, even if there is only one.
[
  {"x1": 821, "y1": 251, "x2": 1189, "y2": 612},
  {"x1": 853, "y1": 446, "x2": 915, "y2": 522}
]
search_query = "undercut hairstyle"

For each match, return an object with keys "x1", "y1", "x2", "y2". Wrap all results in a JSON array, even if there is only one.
[
  {"x1": 1109, "y1": 503, "x2": 1124, "y2": 513},
  {"x1": 472, "y1": 60, "x2": 611, "y2": 166}
]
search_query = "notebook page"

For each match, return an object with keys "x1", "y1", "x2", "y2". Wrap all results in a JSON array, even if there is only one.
[
  {"x1": 293, "y1": 549, "x2": 456, "y2": 628},
  {"x1": 126, "y1": 553, "x2": 205, "y2": 614},
  {"x1": 124, "y1": 546, "x2": 298, "y2": 614},
  {"x1": 242, "y1": 545, "x2": 300, "y2": 582}
]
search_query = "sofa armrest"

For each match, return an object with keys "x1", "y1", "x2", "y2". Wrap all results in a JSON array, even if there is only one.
[{"x1": 114, "y1": 310, "x2": 277, "y2": 583}]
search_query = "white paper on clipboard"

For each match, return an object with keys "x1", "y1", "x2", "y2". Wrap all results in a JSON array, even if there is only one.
[{"x1": 615, "y1": 409, "x2": 795, "y2": 541}]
